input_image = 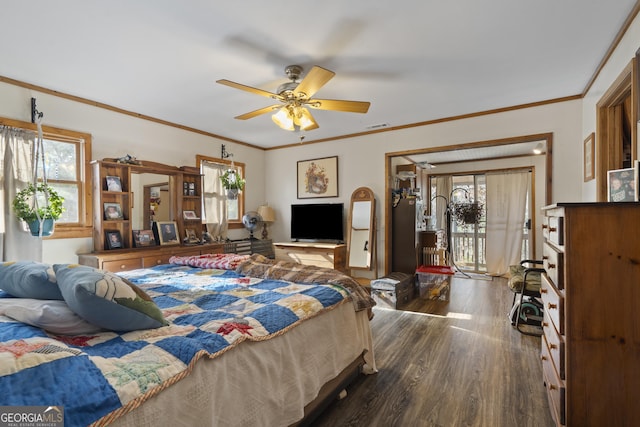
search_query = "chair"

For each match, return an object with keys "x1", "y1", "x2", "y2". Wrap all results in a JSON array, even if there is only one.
[{"x1": 507, "y1": 259, "x2": 545, "y2": 336}]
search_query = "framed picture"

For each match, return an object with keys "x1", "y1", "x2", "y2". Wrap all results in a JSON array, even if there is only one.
[
  {"x1": 297, "y1": 156, "x2": 338, "y2": 199},
  {"x1": 132, "y1": 229, "x2": 156, "y2": 247},
  {"x1": 184, "y1": 228, "x2": 200, "y2": 244},
  {"x1": 105, "y1": 230, "x2": 123, "y2": 250},
  {"x1": 103, "y1": 202, "x2": 124, "y2": 220},
  {"x1": 607, "y1": 167, "x2": 637, "y2": 202},
  {"x1": 105, "y1": 176, "x2": 122, "y2": 192},
  {"x1": 155, "y1": 221, "x2": 180, "y2": 245},
  {"x1": 583, "y1": 133, "x2": 595, "y2": 182},
  {"x1": 183, "y1": 210, "x2": 199, "y2": 220}
]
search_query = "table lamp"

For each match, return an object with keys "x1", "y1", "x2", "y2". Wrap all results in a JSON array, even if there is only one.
[{"x1": 257, "y1": 205, "x2": 276, "y2": 239}]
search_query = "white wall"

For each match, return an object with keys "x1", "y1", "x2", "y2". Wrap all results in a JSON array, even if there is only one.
[{"x1": 0, "y1": 82, "x2": 266, "y2": 264}]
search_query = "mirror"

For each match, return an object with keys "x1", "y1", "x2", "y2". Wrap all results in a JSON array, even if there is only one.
[
  {"x1": 347, "y1": 187, "x2": 376, "y2": 271},
  {"x1": 130, "y1": 173, "x2": 174, "y2": 230}
]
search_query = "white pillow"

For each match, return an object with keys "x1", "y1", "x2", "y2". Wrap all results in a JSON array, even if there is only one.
[{"x1": 0, "y1": 298, "x2": 104, "y2": 335}]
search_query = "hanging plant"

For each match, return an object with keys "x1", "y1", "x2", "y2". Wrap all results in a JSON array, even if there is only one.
[
  {"x1": 451, "y1": 201, "x2": 483, "y2": 225},
  {"x1": 220, "y1": 170, "x2": 245, "y2": 199},
  {"x1": 13, "y1": 183, "x2": 65, "y2": 236}
]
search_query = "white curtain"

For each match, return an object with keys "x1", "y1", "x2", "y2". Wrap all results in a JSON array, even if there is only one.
[
  {"x1": 201, "y1": 160, "x2": 228, "y2": 241},
  {"x1": 485, "y1": 170, "x2": 530, "y2": 275},
  {"x1": 0, "y1": 126, "x2": 43, "y2": 261},
  {"x1": 434, "y1": 176, "x2": 452, "y2": 230}
]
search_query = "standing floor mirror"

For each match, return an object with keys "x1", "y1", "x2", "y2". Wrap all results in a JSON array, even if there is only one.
[{"x1": 347, "y1": 187, "x2": 377, "y2": 278}]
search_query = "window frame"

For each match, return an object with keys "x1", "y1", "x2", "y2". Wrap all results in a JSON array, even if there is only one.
[
  {"x1": 196, "y1": 154, "x2": 245, "y2": 229},
  {"x1": 0, "y1": 117, "x2": 92, "y2": 239}
]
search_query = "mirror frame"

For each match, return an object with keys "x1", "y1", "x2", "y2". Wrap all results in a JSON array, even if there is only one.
[{"x1": 347, "y1": 187, "x2": 376, "y2": 271}]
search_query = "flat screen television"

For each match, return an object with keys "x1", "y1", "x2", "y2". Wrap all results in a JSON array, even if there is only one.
[{"x1": 291, "y1": 203, "x2": 344, "y2": 242}]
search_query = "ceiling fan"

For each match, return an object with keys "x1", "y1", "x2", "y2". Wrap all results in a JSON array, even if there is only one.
[{"x1": 216, "y1": 65, "x2": 370, "y2": 131}]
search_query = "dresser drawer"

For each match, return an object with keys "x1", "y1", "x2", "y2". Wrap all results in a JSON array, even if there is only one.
[
  {"x1": 541, "y1": 274, "x2": 564, "y2": 335},
  {"x1": 542, "y1": 335, "x2": 566, "y2": 426},
  {"x1": 542, "y1": 309, "x2": 565, "y2": 379},
  {"x1": 143, "y1": 254, "x2": 172, "y2": 267},
  {"x1": 543, "y1": 243, "x2": 564, "y2": 290},
  {"x1": 543, "y1": 214, "x2": 564, "y2": 247},
  {"x1": 102, "y1": 258, "x2": 143, "y2": 272}
]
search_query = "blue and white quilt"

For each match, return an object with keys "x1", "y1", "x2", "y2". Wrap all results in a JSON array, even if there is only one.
[{"x1": 0, "y1": 264, "x2": 350, "y2": 427}]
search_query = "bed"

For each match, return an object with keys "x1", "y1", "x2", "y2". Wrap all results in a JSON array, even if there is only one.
[{"x1": 0, "y1": 254, "x2": 376, "y2": 427}]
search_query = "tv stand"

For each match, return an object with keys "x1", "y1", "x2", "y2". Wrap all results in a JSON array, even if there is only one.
[{"x1": 274, "y1": 242, "x2": 346, "y2": 273}]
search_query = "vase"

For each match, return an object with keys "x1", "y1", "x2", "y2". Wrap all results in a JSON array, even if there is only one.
[
  {"x1": 27, "y1": 218, "x2": 55, "y2": 237},
  {"x1": 226, "y1": 189, "x2": 239, "y2": 200}
]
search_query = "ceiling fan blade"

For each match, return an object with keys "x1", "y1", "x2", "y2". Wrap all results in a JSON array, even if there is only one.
[
  {"x1": 234, "y1": 105, "x2": 281, "y2": 120},
  {"x1": 217, "y1": 79, "x2": 280, "y2": 100},
  {"x1": 306, "y1": 98, "x2": 370, "y2": 113},
  {"x1": 294, "y1": 66, "x2": 335, "y2": 98}
]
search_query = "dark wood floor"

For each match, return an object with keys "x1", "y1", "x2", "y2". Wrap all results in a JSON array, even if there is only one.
[{"x1": 311, "y1": 275, "x2": 554, "y2": 427}]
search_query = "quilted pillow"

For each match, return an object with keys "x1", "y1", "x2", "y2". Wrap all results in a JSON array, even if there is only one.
[
  {"x1": 53, "y1": 264, "x2": 168, "y2": 332},
  {"x1": 0, "y1": 298, "x2": 104, "y2": 335},
  {"x1": 0, "y1": 261, "x2": 63, "y2": 300}
]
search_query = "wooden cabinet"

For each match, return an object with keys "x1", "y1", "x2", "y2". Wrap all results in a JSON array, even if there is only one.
[
  {"x1": 78, "y1": 244, "x2": 224, "y2": 273},
  {"x1": 541, "y1": 203, "x2": 640, "y2": 426},
  {"x1": 92, "y1": 161, "x2": 133, "y2": 251},
  {"x1": 178, "y1": 166, "x2": 204, "y2": 243},
  {"x1": 274, "y1": 242, "x2": 346, "y2": 272}
]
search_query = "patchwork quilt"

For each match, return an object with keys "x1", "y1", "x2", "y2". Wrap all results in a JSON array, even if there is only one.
[{"x1": 0, "y1": 264, "x2": 350, "y2": 427}]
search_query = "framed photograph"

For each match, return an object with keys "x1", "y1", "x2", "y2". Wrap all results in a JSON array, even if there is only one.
[
  {"x1": 105, "y1": 230, "x2": 123, "y2": 250},
  {"x1": 188, "y1": 182, "x2": 196, "y2": 196},
  {"x1": 132, "y1": 229, "x2": 156, "y2": 247},
  {"x1": 607, "y1": 167, "x2": 637, "y2": 202},
  {"x1": 105, "y1": 175, "x2": 122, "y2": 192},
  {"x1": 103, "y1": 202, "x2": 124, "y2": 220},
  {"x1": 183, "y1": 210, "x2": 199, "y2": 220},
  {"x1": 155, "y1": 221, "x2": 180, "y2": 245},
  {"x1": 583, "y1": 133, "x2": 595, "y2": 182},
  {"x1": 297, "y1": 156, "x2": 338, "y2": 199},
  {"x1": 184, "y1": 228, "x2": 200, "y2": 244}
]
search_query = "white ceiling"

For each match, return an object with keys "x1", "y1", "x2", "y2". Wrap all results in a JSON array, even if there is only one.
[{"x1": 1, "y1": 1, "x2": 637, "y2": 149}]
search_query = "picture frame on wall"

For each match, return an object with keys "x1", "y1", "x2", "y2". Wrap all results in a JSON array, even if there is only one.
[
  {"x1": 297, "y1": 156, "x2": 338, "y2": 199},
  {"x1": 154, "y1": 221, "x2": 180, "y2": 245},
  {"x1": 583, "y1": 133, "x2": 595, "y2": 182},
  {"x1": 607, "y1": 167, "x2": 637, "y2": 202},
  {"x1": 105, "y1": 230, "x2": 123, "y2": 250}
]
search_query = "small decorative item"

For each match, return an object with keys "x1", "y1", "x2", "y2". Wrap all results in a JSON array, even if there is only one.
[
  {"x1": 155, "y1": 221, "x2": 180, "y2": 245},
  {"x1": 114, "y1": 154, "x2": 141, "y2": 165},
  {"x1": 103, "y1": 202, "x2": 124, "y2": 220},
  {"x1": 183, "y1": 182, "x2": 189, "y2": 196},
  {"x1": 184, "y1": 228, "x2": 200, "y2": 244},
  {"x1": 297, "y1": 156, "x2": 338, "y2": 199},
  {"x1": 133, "y1": 229, "x2": 156, "y2": 247},
  {"x1": 607, "y1": 167, "x2": 637, "y2": 202},
  {"x1": 105, "y1": 175, "x2": 123, "y2": 192},
  {"x1": 12, "y1": 183, "x2": 65, "y2": 237},
  {"x1": 183, "y1": 210, "x2": 199, "y2": 220},
  {"x1": 220, "y1": 169, "x2": 245, "y2": 200},
  {"x1": 583, "y1": 133, "x2": 595, "y2": 182},
  {"x1": 188, "y1": 182, "x2": 196, "y2": 196},
  {"x1": 105, "y1": 230, "x2": 123, "y2": 249},
  {"x1": 451, "y1": 201, "x2": 483, "y2": 225}
]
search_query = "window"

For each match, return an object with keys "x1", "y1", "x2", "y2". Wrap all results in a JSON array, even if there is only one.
[
  {"x1": 197, "y1": 155, "x2": 245, "y2": 229},
  {"x1": 0, "y1": 117, "x2": 92, "y2": 238}
]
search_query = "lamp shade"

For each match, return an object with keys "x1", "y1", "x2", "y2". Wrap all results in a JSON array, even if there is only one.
[
  {"x1": 257, "y1": 205, "x2": 276, "y2": 222},
  {"x1": 272, "y1": 107, "x2": 294, "y2": 131}
]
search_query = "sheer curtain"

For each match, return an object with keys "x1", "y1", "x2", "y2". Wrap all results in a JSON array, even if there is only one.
[
  {"x1": 201, "y1": 160, "x2": 228, "y2": 241},
  {"x1": 0, "y1": 126, "x2": 43, "y2": 261},
  {"x1": 434, "y1": 176, "x2": 452, "y2": 230},
  {"x1": 485, "y1": 170, "x2": 530, "y2": 275}
]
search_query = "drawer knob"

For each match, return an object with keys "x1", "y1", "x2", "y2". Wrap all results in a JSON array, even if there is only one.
[
  {"x1": 156, "y1": 260, "x2": 162, "y2": 264},
  {"x1": 548, "y1": 303, "x2": 557, "y2": 310},
  {"x1": 120, "y1": 264, "x2": 126, "y2": 269}
]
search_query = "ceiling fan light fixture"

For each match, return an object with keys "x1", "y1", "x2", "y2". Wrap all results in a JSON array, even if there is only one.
[
  {"x1": 272, "y1": 107, "x2": 294, "y2": 131},
  {"x1": 293, "y1": 107, "x2": 314, "y2": 130}
]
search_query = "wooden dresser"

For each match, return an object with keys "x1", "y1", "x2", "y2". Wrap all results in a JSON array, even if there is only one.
[
  {"x1": 273, "y1": 242, "x2": 346, "y2": 272},
  {"x1": 541, "y1": 203, "x2": 640, "y2": 426},
  {"x1": 78, "y1": 244, "x2": 225, "y2": 272}
]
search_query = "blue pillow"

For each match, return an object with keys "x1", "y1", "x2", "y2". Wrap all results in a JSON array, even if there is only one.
[
  {"x1": 0, "y1": 261, "x2": 63, "y2": 300},
  {"x1": 53, "y1": 264, "x2": 168, "y2": 332}
]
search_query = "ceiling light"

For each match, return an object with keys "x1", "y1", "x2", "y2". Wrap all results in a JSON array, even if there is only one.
[
  {"x1": 293, "y1": 107, "x2": 315, "y2": 131},
  {"x1": 533, "y1": 142, "x2": 544, "y2": 154},
  {"x1": 272, "y1": 107, "x2": 294, "y2": 131}
]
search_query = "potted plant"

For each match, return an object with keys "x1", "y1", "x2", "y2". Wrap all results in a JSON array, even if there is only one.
[
  {"x1": 12, "y1": 183, "x2": 65, "y2": 236},
  {"x1": 451, "y1": 201, "x2": 483, "y2": 225},
  {"x1": 220, "y1": 169, "x2": 245, "y2": 200}
]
